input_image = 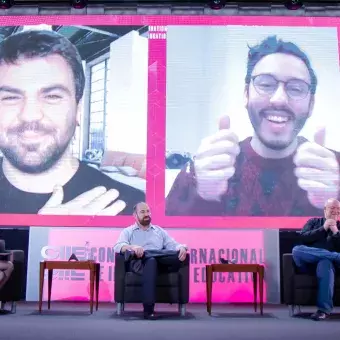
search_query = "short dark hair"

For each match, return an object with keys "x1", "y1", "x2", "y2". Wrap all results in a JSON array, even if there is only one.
[
  {"x1": 245, "y1": 35, "x2": 317, "y2": 95},
  {"x1": 0, "y1": 29, "x2": 85, "y2": 103}
]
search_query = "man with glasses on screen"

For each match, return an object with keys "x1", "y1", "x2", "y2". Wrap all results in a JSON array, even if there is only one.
[
  {"x1": 0, "y1": 29, "x2": 145, "y2": 215},
  {"x1": 166, "y1": 35, "x2": 340, "y2": 217}
]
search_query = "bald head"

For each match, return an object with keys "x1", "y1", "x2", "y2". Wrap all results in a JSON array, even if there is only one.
[
  {"x1": 134, "y1": 202, "x2": 152, "y2": 227},
  {"x1": 324, "y1": 198, "x2": 340, "y2": 220}
]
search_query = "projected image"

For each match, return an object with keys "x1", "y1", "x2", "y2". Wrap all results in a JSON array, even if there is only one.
[
  {"x1": 0, "y1": 24, "x2": 148, "y2": 216},
  {"x1": 165, "y1": 26, "x2": 340, "y2": 217}
]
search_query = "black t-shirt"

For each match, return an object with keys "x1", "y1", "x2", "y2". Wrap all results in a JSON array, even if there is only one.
[{"x1": 0, "y1": 160, "x2": 145, "y2": 215}]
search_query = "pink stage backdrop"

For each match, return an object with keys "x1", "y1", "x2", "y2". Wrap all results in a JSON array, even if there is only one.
[{"x1": 41, "y1": 228, "x2": 265, "y2": 303}]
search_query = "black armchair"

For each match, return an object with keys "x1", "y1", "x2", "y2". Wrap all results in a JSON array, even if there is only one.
[
  {"x1": 282, "y1": 253, "x2": 340, "y2": 316},
  {"x1": 0, "y1": 239, "x2": 25, "y2": 313},
  {"x1": 114, "y1": 253, "x2": 190, "y2": 316}
]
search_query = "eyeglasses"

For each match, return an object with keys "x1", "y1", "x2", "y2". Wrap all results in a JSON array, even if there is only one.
[{"x1": 251, "y1": 74, "x2": 311, "y2": 100}]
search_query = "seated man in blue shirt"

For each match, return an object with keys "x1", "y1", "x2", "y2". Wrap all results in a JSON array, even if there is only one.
[
  {"x1": 292, "y1": 198, "x2": 340, "y2": 321},
  {"x1": 114, "y1": 201, "x2": 187, "y2": 319}
]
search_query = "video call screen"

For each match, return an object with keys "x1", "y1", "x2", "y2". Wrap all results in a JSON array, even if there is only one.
[{"x1": 0, "y1": 15, "x2": 339, "y2": 229}]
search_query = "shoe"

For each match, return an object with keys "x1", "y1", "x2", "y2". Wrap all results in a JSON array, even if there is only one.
[
  {"x1": 143, "y1": 303, "x2": 156, "y2": 320},
  {"x1": 143, "y1": 312, "x2": 157, "y2": 320},
  {"x1": 311, "y1": 310, "x2": 328, "y2": 321},
  {"x1": 219, "y1": 257, "x2": 229, "y2": 264}
]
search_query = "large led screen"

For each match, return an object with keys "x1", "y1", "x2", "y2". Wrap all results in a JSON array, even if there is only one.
[{"x1": 1, "y1": 16, "x2": 340, "y2": 229}]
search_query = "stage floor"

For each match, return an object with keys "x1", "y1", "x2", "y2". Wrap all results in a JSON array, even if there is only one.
[{"x1": 1, "y1": 302, "x2": 340, "y2": 340}]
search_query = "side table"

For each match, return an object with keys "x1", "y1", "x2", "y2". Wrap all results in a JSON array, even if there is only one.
[
  {"x1": 206, "y1": 263, "x2": 265, "y2": 315},
  {"x1": 38, "y1": 260, "x2": 100, "y2": 314}
]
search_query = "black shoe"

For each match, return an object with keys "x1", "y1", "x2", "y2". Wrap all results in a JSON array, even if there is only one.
[
  {"x1": 219, "y1": 257, "x2": 229, "y2": 264},
  {"x1": 143, "y1": 312, "x2": 157, "y2": 320},
  {"x1": 143, "y1": 303, "x2": 156, "y2": 320},
  {"x1": 311, "y1": 310, "x2": 328, "y2": 321}
]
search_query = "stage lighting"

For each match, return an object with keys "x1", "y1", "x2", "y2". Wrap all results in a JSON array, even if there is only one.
[
  {"x1": 209, "y1": 0, "x2": 226, "y2": 10},
  {"x1": 284, "y1": 0, "x2": 303, "y2": 10},
  {"x1": 0, "y1": 0, "x2": 13, "y2": 9},
  {"x1": 71, "y1": 0, "x2": 88, "y2": 9}
]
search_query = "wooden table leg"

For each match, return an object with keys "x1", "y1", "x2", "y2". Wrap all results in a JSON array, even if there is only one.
[
  {"x1": 259, "y1": 266, "x2": 264, "y2": 316},
  {"x1": 95, "y1": 263, "x2": 100, "y2": 311},
  {"x1": 89, "y1": 266, "x2": 95, "y2": 314},
  {"x1": 47, "y1": 269, "x2": 53, "y2": 310},
  {"x1": 38, "y1": 262, "x2": 45, "y2": 313},
  {"x1": 206, "y1": 265, "x2": 213, "y2": 315},
  {"x1": 252, "y1": 272, "x2": 257, "y2": 312}
]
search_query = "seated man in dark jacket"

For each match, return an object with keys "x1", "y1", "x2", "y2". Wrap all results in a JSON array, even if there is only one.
[{"x1": 292, "y1": 198, "x2": 340, "y2": 321}]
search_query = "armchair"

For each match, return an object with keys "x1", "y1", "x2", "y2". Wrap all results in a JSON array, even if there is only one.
[
  {"x1": 114, "y1": 253, "x2": 190, "y2": 316},
  {"x1": 282, "y1": 253, "x2": 340, "y2": 316},
  {"x1": 0, "y1": 239, "x2": 25, "y2": 313}
]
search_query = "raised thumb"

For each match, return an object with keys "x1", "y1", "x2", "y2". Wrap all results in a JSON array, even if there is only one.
[
  {"x1": 218, "y1": 115, "x2": 230, "y2": 131},
  {"x1": 314, "y1": 126, "x2": 326, "y2": 146},
  {"x1": 43, "y1": 185, "x2": 64, "y2": 208}
]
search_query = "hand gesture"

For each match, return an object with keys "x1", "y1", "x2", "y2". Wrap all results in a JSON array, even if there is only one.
[
  {"x1": 194, "y1": 115, "x2": 240, "y2": 201},
  {"x1": 131, "y1": 245, "x2": 144, "y2": 258},
  {"x1": 323, "y1": 218, "x2": 337, "y2": 230},
  {"x1": 38, "y1": 185, "x2": 126, "y2": 215},
  {"x1": 294, "y1": 127, "x2": 339, "y2": 209},
  {"x1": 178, "y1": 247, "x2": 187, "y2": 262},
  {"x1": 329, "y1": 223, "x2": 339, "y2": 234}
]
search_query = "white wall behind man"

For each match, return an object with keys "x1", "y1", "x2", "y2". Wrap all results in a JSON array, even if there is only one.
[
  {"x1": 106, "y1": 30, "x2": 148, "y2": 154},
  {"x1": 166, "y1": 26, "x2": 212, "y2": 155}
]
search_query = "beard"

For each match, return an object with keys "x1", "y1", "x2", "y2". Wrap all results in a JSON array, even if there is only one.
[
  {"x1": 247, "y1": 104, "x2": 309, "y2": 151},
  {"x1": 139, "y1": 216, "x2": 151, "y2": 226},
  {"x1": 0, "y1": 121, "x2": 76, "y2": 174}
]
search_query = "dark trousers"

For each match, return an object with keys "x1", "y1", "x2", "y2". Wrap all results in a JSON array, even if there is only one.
[
  {"x1": 292, "y1": 245, "x2": 340, "y2": 313},
  {"x1": 127, "y1": 250, "x2": 181, "y2": 312}
]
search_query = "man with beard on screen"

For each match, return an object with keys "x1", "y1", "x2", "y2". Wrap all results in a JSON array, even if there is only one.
[
  {"x1": 0, "y1": 29, "x2": 145, "y2": 215},
  {"x1": 166, "y1": 35, "x2": 340, "y2": 216}
]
